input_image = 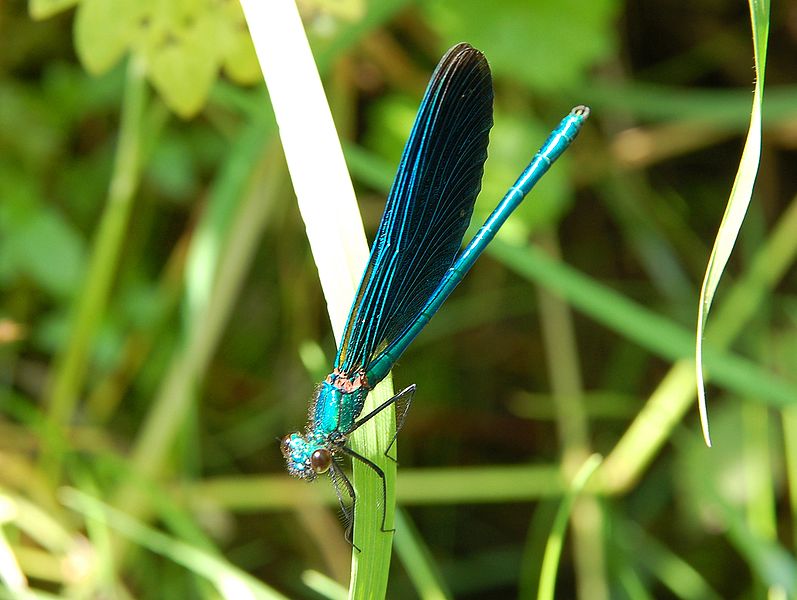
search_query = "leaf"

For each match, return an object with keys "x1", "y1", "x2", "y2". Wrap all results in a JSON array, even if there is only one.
[
  {"x1": 146, "y1": 131, "x2": 198, "y2": 197},
  {"x1": 1, "y1": 205, "x2": 86, "y2": 299},
  {"x1": 28, "y1": 0, "x2": 78, "y2": 20},
  {"x1": 74, "y1": 0, "x2": 142, "y2": 75},
  {"x1": 222, "y1": 27, "x2": 261, "y2": 84},
  {"x1": 311, "y1": 0, "x2": 366, "y2": 21},
  {"x1": 22, "y1": 212, "x2": 86, "y2": 297},
  {"x1": 146, "y1": 10, "x2": 221, "y2": 117},
  {"x1": 695, "y1": 0, "x2": 770, "y2": 446},
  {"x1": 218, "y1": 1, "x2": 261, "y2": 85},
  {"x1": 423, "y1": 0, "x2": 617, "y2": 92},
  {"x1": 0, "y1": 170, "x2": 85, "y2": 298}
]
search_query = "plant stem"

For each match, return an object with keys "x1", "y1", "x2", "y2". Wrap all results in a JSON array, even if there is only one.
[
  {"x1": 536, "y1": 232, "x2": 608, "y2": 600},
  {"x1": 42, "y1": 54, "x2": 147, "y2": 481}
]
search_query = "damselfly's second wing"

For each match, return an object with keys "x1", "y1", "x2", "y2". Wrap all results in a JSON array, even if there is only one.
[{"x1": 335, "y1": 43, "x2": 493, "y2": 375}]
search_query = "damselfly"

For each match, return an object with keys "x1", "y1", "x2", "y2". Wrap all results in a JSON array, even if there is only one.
[{"x1": 281, "y1": 42, "x2": 589, "y2": 543}]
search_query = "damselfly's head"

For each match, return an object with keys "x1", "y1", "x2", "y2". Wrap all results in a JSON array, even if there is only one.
[{"x1": 280, "y1": 431, "x2": 332, "y2": 481}]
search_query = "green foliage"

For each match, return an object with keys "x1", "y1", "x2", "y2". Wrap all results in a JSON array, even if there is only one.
[
  {"x1": 423, "y1": 0, "x2": 618, "y2": 92},
  {"x1": 0, "y1": 170, "x2": 86, "y2": 298},
  {"x1": 65, "y1": 0, "x2": 259, "y2": 116},
  {"x1": 28, "y1": 0, "x2": 77, "y2": 20}
]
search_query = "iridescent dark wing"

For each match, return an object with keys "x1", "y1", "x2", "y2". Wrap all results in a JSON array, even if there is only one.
[{"x1": 335, "y1": 43, "x2": 493, "y2": 376}]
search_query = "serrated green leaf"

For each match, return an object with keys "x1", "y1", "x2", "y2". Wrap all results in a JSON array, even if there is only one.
[
  {"x1": 74, "y1": 0, "x2": 142, "y2": 75},
  {"x1": 146, "y1": 11, "x2": 221, "y2": 117},
  {"x1": 423, "y1": 0, "x2": 617, "y2": 92},
  {"x1": 28, "y1": 0, "x2": 78, "y2": 20}
]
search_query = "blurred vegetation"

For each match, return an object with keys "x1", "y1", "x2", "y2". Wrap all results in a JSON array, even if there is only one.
[{"x1": 1, "y1": 0, "x2": 796, "y2": 598}]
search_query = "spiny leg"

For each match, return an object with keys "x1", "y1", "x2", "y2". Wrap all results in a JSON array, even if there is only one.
[
  {"x1": 342, "y1": 445, "x2": 395, "y2": 534},
  {"x1": 329, "y1": 462, "x2": 360, "y2": 551},
  {"x1": 385, "y1": 384, "x2": 415, "y2": 460},
  {"x1": 352, "y1": 384, "x2": 416, "y2": 462}
]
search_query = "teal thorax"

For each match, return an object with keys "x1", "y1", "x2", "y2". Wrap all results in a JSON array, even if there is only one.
[
  {"x1": 313, "y1": 370, "x2": 370, "y2": 435},
  {"x1": 281, "y1": 369, "x2": 370, "y2": 480}
]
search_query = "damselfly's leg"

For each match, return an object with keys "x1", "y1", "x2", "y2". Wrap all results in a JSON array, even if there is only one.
[
  {"x1": 384, "y1": 385, "x2": 415, "y2": 461},
  {"x1": 329, "y1": 462, "x2": 360, "y2": 551},
  {"x1": 342, "y1": 445, "x2": 395, "y2": 534},
  {"x1": 351, "y1": 384, "x2": 416, "y2": 462}
]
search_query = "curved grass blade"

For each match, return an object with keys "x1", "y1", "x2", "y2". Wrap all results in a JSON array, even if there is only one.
[
  {"x1": 696, "y1": 0, "x2": 770, "y2": 446},
  {"x1": 301, "y1": 570, "x2": 347, "y2": 600},
  {"x1": 490, "y1": 240, "x2": 797, "y2": 407},
  {"x1": 60, "y1": 488, "x2": 288, "y2": 600},
  {"x1": 394, "y1": 508, "x2": 451, "y2": 600},
  {"x1": 611, "y1": 514, "x2": 722, "y2": 600},
  {"x1": 537, "y1": 454, "x2": 602, "y2": 600},
  {"x1": 0, "y1": 519, "x2": 26, "y2": 594}
]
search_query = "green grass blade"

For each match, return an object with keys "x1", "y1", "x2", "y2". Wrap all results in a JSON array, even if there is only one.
[
  {"x1": 0, "y1": 522, "x2": 26, "y2": 594},
  {"x1": 782, "y1": 402, "x2": 797, "y2": 554},
  {"x1": 186, "y1": 464, "x2": 566, "y2": 511},
  {"x1": 347, "y1": 376, "x2": 397, "y2": 599},
  {"x1": 574, "y1": 81, "x2": 796, "y2": 126},
  {"x1": 537, "y1": 454, "x2": 602, "y2": 600},
  {"x1": 42, "y1": 54, "x2": 147, "y2": 480},
  {"x1": 302, "y1": 570, "x2": 348, "y2": 600},
  {"x1": 489, "y1": 240, "x2": 797, "y2": 406},
  {"x1": 121, "y1": 129, "x2": 277, "y2": 491},
  {"x1": 302, "y1": 569, "x2": 348, "y2": 600},
  {"x1": 518, "y1": 500, "x2": 558, "y2": 600},
  {"x1": 696, "y1": 0, "x2": 770, "y2": 445},
  {"x1": 612, "y1": 516, "x2": 722, "y2": 600},
  {"x1": 241, "y1": 1, "x2": 395, "y2": 597},
  {"x1": 394, "y1": 508, "x2": 451, "y2": 600},
  {"x1": 60, "y1": 488, "x2": 288, "y2": 600},
  {"x1": 602, "y1": 194, "x2": 797, "y2": 492},
  {"x1": 0, "y1": 588, "x2": 63, "y2": 600},
  {"x1": 718, "y1": 495, "x2": 796, "y2": 595}
]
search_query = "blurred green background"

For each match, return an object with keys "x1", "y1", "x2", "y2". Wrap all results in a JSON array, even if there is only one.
[{"x1": 1, "y1": 0, "x2": 796, "y2": 598}]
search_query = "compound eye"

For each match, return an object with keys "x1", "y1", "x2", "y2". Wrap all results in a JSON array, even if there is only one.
[
  {"x1": 310, "y1": 448, "x2": 332, "y2": 474},
  {"x1": 280, "y1": 435, "x2": 293, "y2": 457}
]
